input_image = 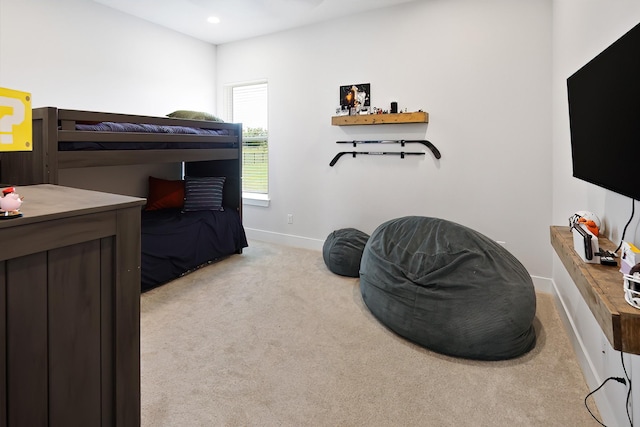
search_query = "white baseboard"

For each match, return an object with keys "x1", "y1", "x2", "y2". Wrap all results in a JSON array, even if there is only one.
[
  {"x1": 549, "y1": 279, "x2": 599, "y2": 385},
  {"x1": 524, "y1": 277, "x2": 597, "y2": 385},
  {"x1": 244, "y1": 227, "x2": 324, "y2": 251},
  {"x1": 244, "y1": 232, "x2": 558, "y2": 294},
  {"x1": 548, "y1": 278, "x2": 618, "y2": 426},
  {"x1": 531, "y1": 275, "x2": 553, "y2": 293},
  {"x1": 244, "y1": 232, "x2": 559, "y2": 294}
]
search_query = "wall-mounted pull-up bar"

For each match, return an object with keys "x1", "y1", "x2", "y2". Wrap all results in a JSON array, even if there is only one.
[
  {"x1": 336, "y1": 140, "x2": 441, "y2": 159},
  {"x1": 329, "y1": 139, "x2": 442, "y2": 167},
  {"x1": 329, "y1": 151, "x2": 424, "y2": 167}
]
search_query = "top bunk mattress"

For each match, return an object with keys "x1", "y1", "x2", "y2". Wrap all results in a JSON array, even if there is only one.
[
  {"x1": 75, "y1": 121, "x2": 229, "y2": 135},
  {"x1": 59, "y1": 121, "x2": 236, "y2": 151}
]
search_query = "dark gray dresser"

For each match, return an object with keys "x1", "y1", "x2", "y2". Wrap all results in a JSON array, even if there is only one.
[{"x1": 0, "y1": 184, "x2": 145, "y2": 426}]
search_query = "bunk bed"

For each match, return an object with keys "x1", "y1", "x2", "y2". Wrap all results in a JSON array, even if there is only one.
[{"x1": 1, "y1": 107, "x2": 248, "y2": 291}]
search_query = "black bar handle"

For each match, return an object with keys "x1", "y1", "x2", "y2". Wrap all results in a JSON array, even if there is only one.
[
  {"x1": 403, "y1": 140, "x2": 442, "y2": 159},
  {"x1": 329, "y1": 151, "x2": 424, "y2": 167},
  {"x1": 335, "y1": 139, "x2": 442, "y2": 159},
  {"x1": 330, "y1": 151, "x2": 350, "y2": 167}
]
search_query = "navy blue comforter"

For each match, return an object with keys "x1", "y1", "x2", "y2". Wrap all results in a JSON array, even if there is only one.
[{"x1": 141, "y1": 208, "x2": 248, "y2": 291}]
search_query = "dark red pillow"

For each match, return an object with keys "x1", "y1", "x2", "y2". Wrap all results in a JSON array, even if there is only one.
[{"x1": 145, "y1": 176, "x2": 185, "y2": 211}]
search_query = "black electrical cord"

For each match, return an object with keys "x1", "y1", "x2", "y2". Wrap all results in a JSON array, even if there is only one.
[
  {"x1": 583, "y1": 352, "x2": 634, "y2": 427},
  {"x1": 584, "y1": 376, "x2": 627, "y2": 426},
  {"x1": 615, "y1": 198, "x2": 636, "y2": 253},
  {"x1": 581, "y1": 199, "x2": 635, "y2": 427},
  {"x1": 620, "y1": 351, "x2": 633, "y2": 427}
]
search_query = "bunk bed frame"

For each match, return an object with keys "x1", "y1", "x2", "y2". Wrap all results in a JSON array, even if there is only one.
[
  {"x1": 1, "y1": 107, "x2": 243, "y2": 214},
  {"x1": 1, "y1": 106, "x2": 247, "y2": 291},
  {"x1": 0, "y1": 107, "x2": 246, "y2": 422}
]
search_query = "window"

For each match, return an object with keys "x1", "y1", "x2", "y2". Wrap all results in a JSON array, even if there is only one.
[{"x1": 226, "y1": 82, "x2": 268, "y2": 202}]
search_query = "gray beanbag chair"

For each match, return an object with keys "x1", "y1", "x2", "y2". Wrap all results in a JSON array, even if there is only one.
[
  {"x1": 359, "y1": 216, "x2": 536, "y2": 360},
  {"x1": 323, "y1": 228, "x2": 370, "y2": 277}
]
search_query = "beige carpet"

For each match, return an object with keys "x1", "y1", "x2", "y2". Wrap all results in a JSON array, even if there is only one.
[{"x1": 141, "y1": 240, "x2": 600, "y2": 426}]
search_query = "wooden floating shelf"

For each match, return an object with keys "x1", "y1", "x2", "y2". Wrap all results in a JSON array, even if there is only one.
[
  {"x1": 331, "y1": 111, "x2": 429, "y2": 126},
  {"x1": 550, "y1": 226, "x2": 640, "y2": 354}
]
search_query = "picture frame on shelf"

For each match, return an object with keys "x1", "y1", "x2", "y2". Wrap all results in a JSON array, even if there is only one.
[{"x1": 340, "y1": 83, "x2": 370, "y2": 113}]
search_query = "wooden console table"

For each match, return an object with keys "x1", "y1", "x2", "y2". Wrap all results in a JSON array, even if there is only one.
[
  {"x1": 550, "y1": 226, "x2": 640, "y2": 354},
  {"x1": 0, "y1": 185, "x2": 145, "y2": 426}
]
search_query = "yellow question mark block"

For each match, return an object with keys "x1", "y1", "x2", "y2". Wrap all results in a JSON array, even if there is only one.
[{"x1": 0, "y1": 87, "x2": 32, "y2": 151}]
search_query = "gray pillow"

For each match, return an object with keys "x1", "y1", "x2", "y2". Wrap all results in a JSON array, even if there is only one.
[
  {"x1": 182, "y1": 176, "x2": 225, "y2": 212},
  {"x1": 167, "y1": 110, "x2": 224, "y2": 122}
]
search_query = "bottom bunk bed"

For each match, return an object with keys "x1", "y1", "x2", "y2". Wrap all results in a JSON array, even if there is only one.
[
  {"x1": 141, "y1": 208, "x2": 247, "y2": 291},
  {"x1": 140, "y1": 175, "x2": 248, "y2": 292}
]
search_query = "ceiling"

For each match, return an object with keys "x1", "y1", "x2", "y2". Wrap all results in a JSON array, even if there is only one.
[{"x1": 92, "y1": 0, "x2": 419, "y2": 45}]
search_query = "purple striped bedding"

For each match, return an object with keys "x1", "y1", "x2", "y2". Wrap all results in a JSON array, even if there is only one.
[{"x1": 75, "y1": 121, "x2": 228, "y2": 135}]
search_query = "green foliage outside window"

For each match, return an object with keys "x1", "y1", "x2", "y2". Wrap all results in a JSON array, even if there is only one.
[{"x1": 243, "y1": 127, "x2": 268, "y2": 194}]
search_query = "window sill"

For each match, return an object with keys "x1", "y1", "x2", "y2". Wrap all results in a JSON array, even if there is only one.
[{"x1": 243, "y1": 192, "x2": 270, "y2": 207}]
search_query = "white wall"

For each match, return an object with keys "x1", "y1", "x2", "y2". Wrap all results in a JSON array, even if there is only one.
[
  {"x1": 0, "y1": 0, "x2": 218, "y2": 195},
  {"x1": 0, "y1": 0, "x2": 217, "y2": 117},
  {"x1": 551, "y1": 1, "x2": 640, "y2": 425},
  {"x1": 217, "y1": 0, "x2": 554, "y2": 283}
]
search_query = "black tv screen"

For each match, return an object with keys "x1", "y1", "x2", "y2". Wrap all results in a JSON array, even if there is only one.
[{"x1": 567, "y1": 21, "x2": 640, "y2": 201}]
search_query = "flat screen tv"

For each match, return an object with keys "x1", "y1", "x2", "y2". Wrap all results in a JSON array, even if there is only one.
[{"x1": 567, "y1": 21, "x2": 640, "y2": 201}]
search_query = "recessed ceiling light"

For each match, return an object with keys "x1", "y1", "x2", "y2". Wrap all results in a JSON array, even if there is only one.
[{"x1": 207, "y1": 16, "x2": 220, "y2": 24}]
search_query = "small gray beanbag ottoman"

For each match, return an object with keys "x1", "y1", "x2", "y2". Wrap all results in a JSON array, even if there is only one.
[
  {"x1": 359, "y1": 216, "x2": 536, "y2": 360},
  {"x1": 323, "y1": 228, "x2": 370, "y2": 277}
]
